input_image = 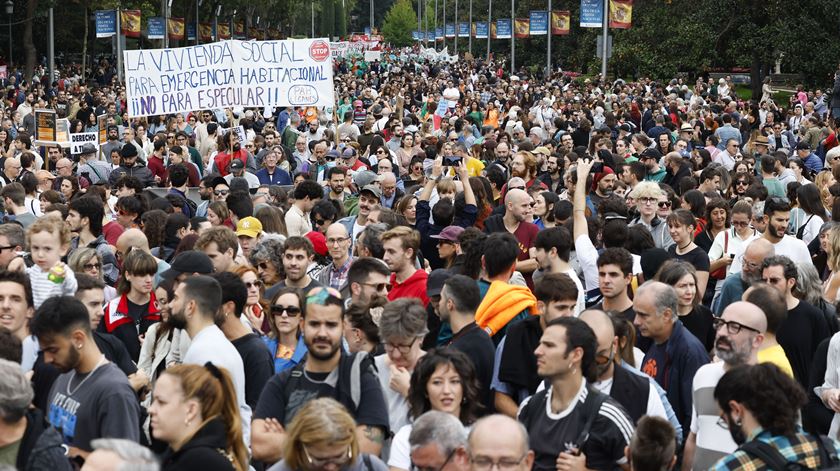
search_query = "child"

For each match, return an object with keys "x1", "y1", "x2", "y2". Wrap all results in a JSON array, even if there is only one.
[{"x1": 13, "y1": 217, "x2": 78, "y2": 308}]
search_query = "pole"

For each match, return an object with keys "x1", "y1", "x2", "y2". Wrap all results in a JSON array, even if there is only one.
[
  {"x1": 417, "y1": 0, "x2": 421, "y2": 42},
  {"x1": 468, "y1": 0, "x2": 471, "y2": 55},
  {"x1": 442, "y1": 0, "x2": 445, "y2": 51},
  {"x1": 195, "y1": 0, "x2": 200, "y2": 44},
  {"x1": 48, "y1": 7, "x2": 55, "y2": 82},
  {"x1": 546, "y1": 0, "x2": 550, "y2": 76},
  {"x1": 453, "y1": 0, "x2": 457, "y2": 55},
  {"x1": 600, "y1": 0, "x2": 607, "y2": 78},
  {"x1": 311, "y1": 1, "x2": 314, "y2": 37},
  {"x1": 510, "y1": 0, "x2": 514, "y2": 74},
  {"x1": 486, "y1": 0, "x2": 490, "y2": 60},
  {"x1": 7, "y1": 13, "x2": 10, "y2": 66},
  {"x1": 434, "y1": 0, "x2": 438, "y2": 51},
  {"x1": 114, "y1": 8, "x2": 120, "y2": 82},
  {"x1": 370, "y1": 0, "x2": 374, "y2": 33}
]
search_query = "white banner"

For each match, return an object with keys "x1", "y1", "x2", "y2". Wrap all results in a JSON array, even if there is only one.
[
  {"x1": 70, "y1": 132, "x2": 99, "y2": 155},
  {"x1": 123, "y1": 38, "x2": 335, "y2": 118},
  {"x1": 330, "y1": 41, "x2": 349, "y2": 58}
]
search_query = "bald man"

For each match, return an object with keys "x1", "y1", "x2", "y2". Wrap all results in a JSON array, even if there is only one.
[
  {"x1": 115, "y1": 228, "x2": 170, "y2": 287},
  {"x1": 580, "y1": 309, "x2": 668, "y2": 425},
  {"x1": 468, "y1": 415, "x2": 534, "y2": 471},
  {"x1": 683, "y1": 301, "x2": 765, "y2": 470},
  {"x1": 716, "y1": 238, "x2": 775, "y2": 315},
  {"x1": 378, "y1": 172, "x2": 402, "y2": 208},
  {"x1": 1, "y1": 156, "x2": 20, "y2": 185},
  {"x1": 483, "y1": 187, "x2": 540, "y2": 278},
  {"x1": 315, "y1": 223, "x2": 353, "y2": 298}
]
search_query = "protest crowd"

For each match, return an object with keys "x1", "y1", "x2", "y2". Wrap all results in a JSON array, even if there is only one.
[{"x1": 6, "y1": 50, "x2": 840, "y2": 471}]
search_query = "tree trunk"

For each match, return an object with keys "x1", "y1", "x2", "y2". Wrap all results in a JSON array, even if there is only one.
[
  {"x1": 750, "y1": 51, "x2": 762, "y2": 102},
  {"x1": 23, "y1": 0, "x2": 36, "y2": 80},
  {"x1": 81, "y1": 6, "x2": 88, "y2": 83}
]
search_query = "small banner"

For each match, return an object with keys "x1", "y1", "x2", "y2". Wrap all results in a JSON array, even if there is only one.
[
  {"x1": 186, "y1": 23, "x2": 196, "y2": 41},
  {"x1": 490, "y1": 21, "x2": 497, "y2": 39},
  {"x1": 495, "y1": 19, "x2": 511, "y2": 38},
  {"x1": 70, "y1": 132, "x2": 99, "y2": 155},
  {"x1": 514, "y1": 18, "x2": 529, "y2": 38},
  {"x1": 248, "y1": 26, "x2": 260, "y2": 39},
  {"x1": 35, "y1": 109, "x2": 57, "y2": 143},
  {"x1": 95, "y1": 10, "x2": 117, "y2": 38},
  {"x1": 148, "y1": 17, "x2": 165, "y2": 39},
  {"x1": 475, "y1": 21, "x2": 488, "y2": 38},
  {"x1": 234, "y1": 20, "x2": 245, "y2": 38},
  {"x1": 458, "y1": 22, "x2": 469, "y2": 37},
  {"x1": 199, "y1": 23, "x2": 213, "y2": 41},
  {"x1": 121, "y1": 10, "x2": 141, "y2": 38},
  {"x1": 97, "y1": 114, "x2": 107, "y2": 144},
  {"x1": 168, "y1": 18, "x2": 185, "y2": 40},
  {"x1": 580, "y1": 0, "x2": 603, "y2": 28},
  {"x1": 609, "y1": 0, "x2": 633, "y2": 29},
  {"x1": 551, "y1": 10, "x2": 570, "y2": 35},
  {"x1": 529, "y1": 11, "x2": 548, "y2": 35},
  {"x1": 445, "y1": 23, "x2": 455, "y2": 38},
  {"x1": 218, "y1": 23, "x2": 230, "y2": 39},
  {"x1": 412, "y1": 31, "x2": 420, "y2": 41}
]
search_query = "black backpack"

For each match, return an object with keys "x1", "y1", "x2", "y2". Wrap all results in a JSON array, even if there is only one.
[{"x1": 738, "y1": 435, "x2": 840, "y2": 470}]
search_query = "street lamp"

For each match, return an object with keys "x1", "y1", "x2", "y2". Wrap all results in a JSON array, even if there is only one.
[{"x1": 4, "y1": 0, "x2": 12, "y2": 66}]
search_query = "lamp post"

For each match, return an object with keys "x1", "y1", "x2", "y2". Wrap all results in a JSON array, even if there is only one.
[{"x1": 4, "y1": 0, "x2": 12, "y2": 66}]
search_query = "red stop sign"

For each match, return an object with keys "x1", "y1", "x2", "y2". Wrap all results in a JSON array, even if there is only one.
[{"x1": 309, "y1": 40, "x2": 329, "y2": 62}]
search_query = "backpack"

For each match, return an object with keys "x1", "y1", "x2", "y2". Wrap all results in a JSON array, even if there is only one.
[
  {"x1": 738, "y1": 435, "x2": 840, "y2": 471},
  {"x1": 277, "y1": 351, "x2": 375, "y2": 415},
  {"x1": 797, "y1": 215, "x2": 815, "y2": 240},
  {"x1": 518, "y1": 386, "x2": 609, "y2": 452}
]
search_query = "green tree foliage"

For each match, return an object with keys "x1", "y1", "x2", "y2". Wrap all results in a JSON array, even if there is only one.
[{"x1": 382, "y1": 0, "x2": 415, "y2": 46}]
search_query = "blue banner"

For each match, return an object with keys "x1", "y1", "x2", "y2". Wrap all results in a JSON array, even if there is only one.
[
  {"x1": 475, "y1": 21, "x2": 488, "y2": 38},
  {"x1": 580, "y1": 0, "x2": 603, "y2": 28},
  {"x1": 364, "y1": 27, "x2": 371, "y2": 35},
  {"x1": 148, "y1": 17, "x2": 165, "y2": 39},
  {"x1": 412, "y1": 31, "x2": 420, "y2": 40},
  {"x1": 435, "y1": 27, "x2": 444, "y2": 39},
  {"x1": 458, "y1": 22, "x2": 469, "y2": 36},
  {"x1": 445, "y1": 23, "x2": 455, "y2": 37},
  {"x1": 186, "y1": 23, "x2": 196, "y2": 41},
  {"x1": 426, "y1": 31, "x2": 435, "y2": 41},
  {"x1": 529, "y1": 10, "x2": 548, "y2": 35},
  {"x1": 496, "y1": 19, "x2": 512, "y2": 38},
  {"x1": 95, "y1": 10, "x2": 117, "y2": 38}
]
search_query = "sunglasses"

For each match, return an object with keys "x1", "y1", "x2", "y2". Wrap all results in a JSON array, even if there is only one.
[
  {"x1": 658, "y1": 201, "x2": 672, "y2": 208},
  {"x1": 271, "y1": 305, "x2": 301, "y2": 317},
  {"x1": 736, "y1": 181, "x2": 748, "y2": 186},
  {"x1": 83, "y1": 263, "x2": 102, "y2": 271},
  {"x1": 117, "y1": 208, "x2": 133, "y2": 216},
  {"x1": 214, "y1": 189, "x2": 230, "y2": 196},
  {"x1": 244, "y1": 280, "x2": 263, "y2": 289}
]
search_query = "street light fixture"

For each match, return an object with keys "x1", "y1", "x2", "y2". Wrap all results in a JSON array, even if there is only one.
[{"x1": 4, "y1": 0, "x2": 12, "y2": 66}]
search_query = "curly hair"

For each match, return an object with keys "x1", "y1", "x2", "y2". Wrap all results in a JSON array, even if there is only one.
[
  {"x1": 714, "y1": 363, "x2": 806, "y2": 436},
  {"x1": 248, "y1": 234, "x2": 286, "y2": 285},
  {"x1": 407, "y1": 348, "x2": 482, "y2": 425}
]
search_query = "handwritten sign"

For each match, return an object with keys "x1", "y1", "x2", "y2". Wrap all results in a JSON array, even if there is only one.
[
  {"x1": 70, "y1": 132, "x2": 99, "y2": 155},
  {"x1": 123, "y1": 38, "x2": 335, "y2": 118}
]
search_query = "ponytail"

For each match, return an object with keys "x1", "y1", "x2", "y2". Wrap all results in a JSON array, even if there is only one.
[{"x1": 204, "y1": 363, "x2": 248, "y2": 471}]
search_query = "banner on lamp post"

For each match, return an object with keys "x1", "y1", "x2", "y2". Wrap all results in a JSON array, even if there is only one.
[
  {"x1": 475, "y1": 21, "x2": 488, "y2": 38},
  {"x1": 495, "y1": 19, "x2": 511, "y2": 38},
  {"x1": 551, "y1": 11, "x2": 570, "y2": 35},
  {"x1": 95, "y1": 10, "x2": 117, "y2": 38},
  {"x1": 529, "y1": 11, "x2": 548, "y2": 35},
  {"x1": 121, "y1": 10, "x2": 141, "y2": 38},
  {"x1": 148, "y1": 17, "x2": 165, "y2": 39},
  {"x1": 580, "y1": 0, "x2": 603, "y2": 28},
  {"x1": 609, "y1": 0, "x2": 633, "y2": 28},
  {"x1": 514, "y1": 18, "x2": 529, "y2": 38}
]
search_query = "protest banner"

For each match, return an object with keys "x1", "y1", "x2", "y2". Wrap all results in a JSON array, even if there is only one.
[
  {"x1": 70, "y1": 132, "x2": 99, "y2": 155},
  {"x1": 496, "y1": 19, "x2": 512, "y2": 39},
  {"x1": 36, "y1": 109, "x2": 57, "y2": 143},
  {"x1": 97, "y1": 114, "x2": 108, "y2": 144},
  {"x1": 0, "y1": 66, "x2": 7, "y2": 79},
  {"x1": 121, "y1": 10, "x2": 141, "y2": 37},
  {"x1": 529, "y1": 11, "x2": 548, "y2": 35},
  {"x1": 96, "y1": 10, "x2": 117, "y2": 38},
  {"x1": 124, "y1": 38, "x2": 335, "y2": 118},
  {"x1": 551, "y1": 11, "x2": 570, "y2": 35}
]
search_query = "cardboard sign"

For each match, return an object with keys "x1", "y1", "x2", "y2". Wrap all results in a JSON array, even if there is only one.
[{"x1": 70, "y1": 132, "x2": 99, "y2": 155}]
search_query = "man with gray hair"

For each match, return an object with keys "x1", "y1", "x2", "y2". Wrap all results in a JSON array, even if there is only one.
[
  {"x1": 83, "y1": 438, "x2": 159, "y2": 470},
  {"x1": 0, "y1": 359, "x2": 70, "y2": 469},
  {"x1": 409, "y1": 411, "x2": 469, "y2": 471},
  {"x1": 467, "y1": 414, "x2": 533, "y2": 471},
  {"x1": 634, "y1": 281, "x2": 709, "y2": 441}
]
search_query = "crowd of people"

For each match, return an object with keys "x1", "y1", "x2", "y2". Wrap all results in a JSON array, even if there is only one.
[{"x1": 3, "y1": 54, "x2": 840, "y2": 471}]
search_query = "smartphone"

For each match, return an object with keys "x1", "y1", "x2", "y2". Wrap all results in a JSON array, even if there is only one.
[{"x1": 444, "y1": 156, "x2": 462, "y2": 167}]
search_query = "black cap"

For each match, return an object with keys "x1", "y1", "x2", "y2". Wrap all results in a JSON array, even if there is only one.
[
  {"x1": 426, "y1": 269, "x2": 451, "y2": 297},
  {"x1": 796, "y1": 141, "x2": 811, "y2": 151},
  {"x1": 120, "y1": 144, "x2": 138, "y2": 159},
  {"x1": 639, "y1": 147, "x2": 662, "y2": 160},
  {"x1": 161, "y1": 250, "x2": 214, "y2": 280}
]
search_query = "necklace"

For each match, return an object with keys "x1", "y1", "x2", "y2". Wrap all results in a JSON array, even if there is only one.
[
  {"x1": 678, "y1": 241, "x2": 693, "y2": 251},
  {"x1": 67, "y1": 355, "x2": 107, "y2": 396}
]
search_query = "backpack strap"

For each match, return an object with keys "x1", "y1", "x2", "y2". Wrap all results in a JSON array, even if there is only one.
[
  {"x1": 573, "y1": 388, "x2": 609, "y2": 450},
  {"x1": 362, "y1": 453, "x2": 373, "y2": 471},
  {"x1": 349, "y1": 351, "x2": 368, "y2": 409},
  {"x1": 737, "y1": 440, "x2": 792, "y2": 471}
]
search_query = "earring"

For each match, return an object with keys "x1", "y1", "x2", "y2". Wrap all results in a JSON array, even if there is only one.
[{"x1": 77, "y1": 344, "x2": 82, "y2": 349}]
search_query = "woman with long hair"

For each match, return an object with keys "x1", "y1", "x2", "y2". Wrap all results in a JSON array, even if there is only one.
[
  {"x1": 823, "y1": 227, "x2": 840, "y2": 302},
  {"x1": 138, "y1": 281, "x2": 176, "y2": 437},
  {"x1": 68, "y1": 247, "x2": 117, "y2": 302},
  {"x1": 395, "y1": 133, "x2": 418, "y2": 171},
  {"x1": 151, "y1": 363, "x2": 248, "y2": 471},
  {"x1": 816, "y1": 170, "x2": 836, "y2": 216},
  {"x1": 255, "y1": 205, "x2": 288, "y2": 236},
  {"x1": 235, "y1": 265, "x2": 269, "y2": 334},
  {"x1": 656, "y1": 133, "x2": 674, "y2": 156},
  {"x1": 104, "y1": 249, "x2": 160, "y2": 362},
  {"x1": 269, "y1": 398, "x2": 388, "y2": 471},
  {"x1": 788, "y1": 157, "x2": 812, "y2": 185},
  {"x1": 666, "y1": 209, "x2": 710, "y2": 296},
  {"x1": 531, "y1": 189, "x2": 559, "y2": 230},
  {"x1": 396, "y1": 195, "x2": 417, "y2": 227},
  {"x1": 695, "y1": 198, "x2": 729, "y2": 254},
  {"x1": 344, "y1": 296, "x2": 386, "y2": 355},
  {"x1": 655, "y1": 260, "x2": 715, "y2": 352},
  {"x1": 388, "y1": 348, "x2": 481, "y2": 471},
  {"x1": 263, "y1": 287, "x2": 307, "y2": 374},
  {"x1": 796, "y1": 184, "x2": 830, "y2": 245},
  {"x1": 207, "y1": 201, "x2": 233, "y2": 229},
  {"x1": 57, "y1": 175, "x2": 80, "y2": 202}
]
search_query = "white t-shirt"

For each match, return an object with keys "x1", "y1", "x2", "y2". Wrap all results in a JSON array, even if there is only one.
[
  {"x1": 688, "y1": 362, "x2": 735, "y2": 470},
  {"x1": 729, "y1": 234, "x2": 810, "y2": 274},
  {"x1": 374, "y1": 354, "x2": 411, "y2": 433}
]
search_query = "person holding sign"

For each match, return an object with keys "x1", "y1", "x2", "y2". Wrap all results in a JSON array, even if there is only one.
[
  {"x1": 77, "y1": 143, "x2": 112, "y2": 185},
  {"x1": 211, "y1": 130, "x2": 253, "y2": 178}
]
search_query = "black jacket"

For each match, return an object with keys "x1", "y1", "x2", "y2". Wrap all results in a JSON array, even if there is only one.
[
  {"x1": 160, "y1": 418, "x2": 236, "y2": 471},
  {"x1": 483, "y1": 214, "x2": 506, "y2": 234},
  {"x1": 19, "y1": 409, "x2": 73, "y2": 471}
]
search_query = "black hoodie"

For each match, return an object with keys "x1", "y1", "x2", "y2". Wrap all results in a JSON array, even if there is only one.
[{"x1": 160, "y1": 418, "x2": 236, "y2": 471}]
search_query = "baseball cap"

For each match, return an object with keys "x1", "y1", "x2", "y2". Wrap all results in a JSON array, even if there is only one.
[
  {"x1": 796, "y1": 141, "x2": 811, "y2": 151},
  {"x1": 360, "y1": 184, "x2": 381, "y2": 199},
  {"x1": 639, "y1": 148, "x2": 663, "y2": 160},
  {"x1": 236, "y1": 217, "x2": 263, "y2": 238},
  {"x1": 430, "y1": 226, "x2": 465, "y2": 242},
  {"x1": 342, "y1": 147, "x2": 357, "y2": 158},
  {"x1": 161, "y1": 251, "x2": 214, "y2": 280},
  {"x1": 305, "y1": 231, "x2": 328, "y2": 257},
  {"x1": 230, "y1": 159, "x2": 245, "y2": 170},
  {"x1": 353, "y1": 170, "x2": 377, "y2": 188},
  {"x1": 426, "y1": 269, "x2": 451, "y2": 298},
  {"x1": 533, "y1": 146, "x2": 551, "y2": 157}
]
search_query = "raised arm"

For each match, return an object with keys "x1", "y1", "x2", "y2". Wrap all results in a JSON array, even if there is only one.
[{"x1": 573, "y1": 159, "x2": 595, "y2": 242}]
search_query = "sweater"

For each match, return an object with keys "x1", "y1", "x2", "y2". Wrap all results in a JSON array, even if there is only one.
[{"x1": 475, "y1": 280, "x2": 538, "y2": 336}]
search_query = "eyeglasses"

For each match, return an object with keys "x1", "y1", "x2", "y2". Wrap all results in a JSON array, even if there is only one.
[
  {"x1": 303, "y1": 445, "x2": 351, "y2": 468},
  {"x1": 214, "y1": 189, "x2": 230, "y2": 196},
  {"x1": 83, "y1": 263, "x2": 101, "y2": 271},
  {"x1": 361, "y1": 281, "x2": 391, "y2": 292},
  {"x1": 167, "y1": 135, "x2": 175, "y2": 139},
  {"x1": 716, "y1": 416, "x2": 729, "y2": 430},
  {"x1": 327, "y1": 237, "x2": 350, "y2": 245},
  {"x1": 0, "y1": 245, "x2": 16, "y2": 251},
  {"x1": 384, "y1": 337, "x2": 419, "y2": 355},
  {"x1": 271, "y1": 305, "x2": 301, "y2": 317},
  {"x1": 469, "y1": 453, "x2": 529, "y2": 471},
  {"x1": 508, "y1": 186, "x2": 525, "y2": 191},
  {"x1": 117, "y1": 208, "x2": 133, "y2": 217},
  {"x1": 244, "y1": 280, "x2": 263, "y2": 289},
  {"x1": 412, "y1": 448, "x2": 458, "y2": 471},
  {"x1": 731, "y1": 220, "x2": 750, "y2": 228},
  {"x1": 735, "y1": 180, "x2": 748, "y2": 186},
  {"x1": 712, "y1": 317, "x2": 761, "y2": 335},
  {"x1": 658, "y1": 201, "x2": 672, "y2": 208},
  {"x1": 257, "y1": 262, "x2": 270, "y2": 270}
]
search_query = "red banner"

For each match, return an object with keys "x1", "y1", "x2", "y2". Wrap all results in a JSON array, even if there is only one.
[
  {"x1": 609, "y1": 0, "x2": 633, "y2": 29},
  {"x1": 551, "y1": 10, "x2": 570, "y2": 35},
  {"x1": 167, "y1": 18, "x2": 184, "y2": 40},
  {"x1": 514, "y1": 18, "x2": 529, "y2": 38},
  {"x1": 120, "y1": 10, "x2": 141, "y2": 37}
]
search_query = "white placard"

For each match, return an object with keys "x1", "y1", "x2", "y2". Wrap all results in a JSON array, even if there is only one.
[{"x1": 70, "y1": 132, "x2": 99, "y2": 155}]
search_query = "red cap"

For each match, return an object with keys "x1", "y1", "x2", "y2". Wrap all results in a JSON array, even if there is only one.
[{"x1": 305, "y1": 231, "x2": 328, "y2": 257}]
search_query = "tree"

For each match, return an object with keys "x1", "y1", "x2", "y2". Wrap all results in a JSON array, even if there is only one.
[{"x1": 381, "y1": 0, "x2": 414, "y2": 46}]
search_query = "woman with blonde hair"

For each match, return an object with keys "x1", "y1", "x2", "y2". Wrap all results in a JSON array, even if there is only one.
[
  {"x1": 268, "y1": 398, "x2": 388, "y2": 471},
  {"x1": 68, "y1": 247, "x2": 117, "y2": 302},
  {"x1": 823, "y1": 227, "x2": 840, "y2": 302},
  {"x1": 815, "y1": 170, "x2": 836, "y2": 216},
  {"x1": 151, "y1": 363, "x2": 248, "y2": 471}
]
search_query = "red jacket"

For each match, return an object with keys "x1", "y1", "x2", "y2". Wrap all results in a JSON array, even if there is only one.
[
  {"x1": 388, "y1": 269, "x2": 430, "y2": 306},
  {"x1": 213, "y1": 149, "x2": 248, "y2": 177}
]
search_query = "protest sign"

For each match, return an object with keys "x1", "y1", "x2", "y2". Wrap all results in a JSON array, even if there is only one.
[
  {"x1": 123, "y1": 38, "x2": 335, "y2": 118},
  {"x1": 36, "y1": 109, "x2": 56, "y2": 143},
  {"x1": 97, "y1": 114, "x2": 108, "y2": 144},
  {"x1": 70, "y1": 132, "x2": 99, "y2": 155}
]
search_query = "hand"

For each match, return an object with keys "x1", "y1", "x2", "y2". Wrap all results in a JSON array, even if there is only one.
[
  {"x1": 128, "y1": 369, "x2": 150, "y2": 391},
  {"x1": 723, "y1": 254, "x2": 733, "y2": 265},
  {"x1": 432, "y1": 156, "x2": 443, "y2": 178},
  {"x1": 576, "y1": 158, "x2": 595, "y2": 180},
  {"x1": 824, "y1": 389, "x2": 840, "y2": 412},
  {"x1": 556, "y1": 450, "x2": 587, "y2": 471},
  {"x1": 6, "y1": 256, "x2": 24, "y2": 273},
  {"x1": 456, "y1": 158, "x2": 469, "y2": 180},
  {"x1": 263, "y1": 417, "x2": 285, "y2": 435},
  {"x1": 389, "y1": 364, "x2": 411, "y2": 397}
]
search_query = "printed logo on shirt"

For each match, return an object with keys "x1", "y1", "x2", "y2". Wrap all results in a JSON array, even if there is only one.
[
  {"x1": 642, "y1": 358, "x2": 658, "y2": 379},
  {"x1": 49, "y1": 392, "x2": 81, "y2": 444}
]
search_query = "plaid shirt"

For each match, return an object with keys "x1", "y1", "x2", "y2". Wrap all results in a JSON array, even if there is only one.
[
  {"x1": 480, "y1": 91, "x2": 493, "y2": 105},
  {"x1": 327, "y1": 257, "x2": 354, "y2": 291},
  {"x1": 712, "y1": 428, "x2": 840, "y2": 471}
]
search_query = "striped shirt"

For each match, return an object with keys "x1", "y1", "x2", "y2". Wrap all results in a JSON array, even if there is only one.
[{"x1": 26, "y1": 264, "x2": 78, "y2": 309}]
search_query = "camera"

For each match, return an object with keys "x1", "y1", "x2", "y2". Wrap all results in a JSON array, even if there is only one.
[{"x1": 444, "y1": 156, "x2": 462, "y2": 167}]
